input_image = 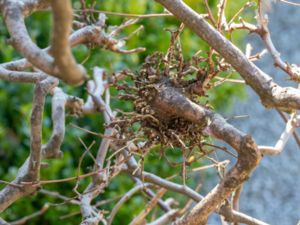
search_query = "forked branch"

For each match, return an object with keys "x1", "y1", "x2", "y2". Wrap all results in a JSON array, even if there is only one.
[{"x1": 155, "y1": 0, "x2": 300, "y2": 111}]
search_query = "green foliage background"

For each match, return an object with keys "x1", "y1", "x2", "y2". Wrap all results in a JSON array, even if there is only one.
[{"x1": 0, "y1": 1, "x2": 254, "y2": 224}]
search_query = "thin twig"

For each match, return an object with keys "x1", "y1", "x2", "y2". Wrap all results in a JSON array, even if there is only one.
[
  {"x1": 74, "y1": 9, "x2": 173, "y2": 18},
  {"x1": 277, "y1": 110, "x2": 300, "y2": 149},
  {"x1": 10, "y1": 204, "x2": 49, "y2": 225}
]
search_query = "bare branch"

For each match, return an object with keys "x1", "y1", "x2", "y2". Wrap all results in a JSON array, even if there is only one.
[
  {"x1": 147, "y1": 210, "x2": 178, "y2": 225},
  {"x1": 256, "y1": 1, "x2": 300, "y2": 81},
  {"x1": 124, "y1": 149, "x2": 265, "y2": 225},
  {"x1": 80, "y1": 68, "x2": 116, "y2": 225},
  {"x1": 107, "y1": 183, "x2": 155, "y2": 225},
  {"x1": 259, "y1": 113, "x2": 300, "y2": 155},
  {"x1": 1, "y1": 20, "x2": 144, "y2": 76},
  {"x1": 0, "y1": 1, "x2": 297, "y2": 224},
  {"x1": 155, "y1": 0, "x2": 300, "y2": 111},
  {"x1": 140, "y1": 84, "x2": 261, "y2": 224},
  {"x1": 219, "y1": 204, "x2": 270, "y2": 225},
  {"x1": 129, "y1": 188, "x2": 167, "y2": 225},
  {"x1": 203, "y1": 0, "x2": 217, "y2": 27},
  {"x1": 10, "y1": 204, "x2": 49, "y2": 225},
  {"x1": 0, "y1": 217, "x2": 10, "y2": 225},
  {"x1": 0, "y1": 67, "x2": 47, "y2": 83},
  {"x1": 278, "y1": 0, "x2": 300, "y2": 7},
  {"x1": 0, "y1": 77, "x2": 58, "y2": 212},
  {"x1": 277, "y1": 110, "x2": 300, "y2": 148},
  {"x1": 217, "y1": 0, "x2": 228, "y2": 30},
  {"x1": 50, "y1": 0, "x2": 87, "y2": 85},
  {"x1": 42, "y1": 87, "x2": 83, "y2": 158},
  {"x1": 39, "y1": 189, "x2": 81, "y2": 205},
  {"x1": 2, "y1": 1, "x2": 55, "y2": 76},
  {"x1": 134, "y1": 178, "x2": 172, "y2": 213},
  {"x1": 232, "y1": 186, "x2": 243, "y2": 225}
]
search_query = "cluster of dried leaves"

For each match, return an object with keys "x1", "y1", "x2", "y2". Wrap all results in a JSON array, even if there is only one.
[{"x1": 113, "y1": 24, "x2": 236, "y2": 156}]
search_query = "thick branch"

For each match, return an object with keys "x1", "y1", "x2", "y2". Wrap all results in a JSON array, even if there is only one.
[
  {"x1": 0, "y1": 0, "x2": 50, "y2": 17},
  {"x1": 50, "y1": 0, "x2": 86, "y2": 85},
  {"x1": 42, "y1": 88, "x2": 83, "y2": 158},
  {"x1": 0, "y1": 67, "x2": 47, "y2": 83},
  {"x1": 155, "y1": 0, "x2": 300, "y2": 111},
  {"x1": 0, "y1": 23, "x2": 144, "y2": 76},
  {"x1": 2, "y1": 0, "x2": 87, "y2": 85},
  {"x1": 125, "y1": 150, "x2": 266, "y2": 225},
  {"x1": 147, "y1": 84, "x2": 262, "y2": 224},
  {"x1": 0, "y1": 77, "x2": 57, "y2": 212},
  {"x1": 2, "y1": 1, "x2": 55, "y2": 75}
]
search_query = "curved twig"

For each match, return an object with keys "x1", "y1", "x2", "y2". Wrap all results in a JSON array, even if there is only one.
[{"x1": 259, "y1": 113, "x2": 300, "y2": 155}]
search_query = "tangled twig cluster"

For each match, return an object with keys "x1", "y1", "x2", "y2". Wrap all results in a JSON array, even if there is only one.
[{"x1": 113, "y1": 28, "x2": 234, "y2": 157}]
